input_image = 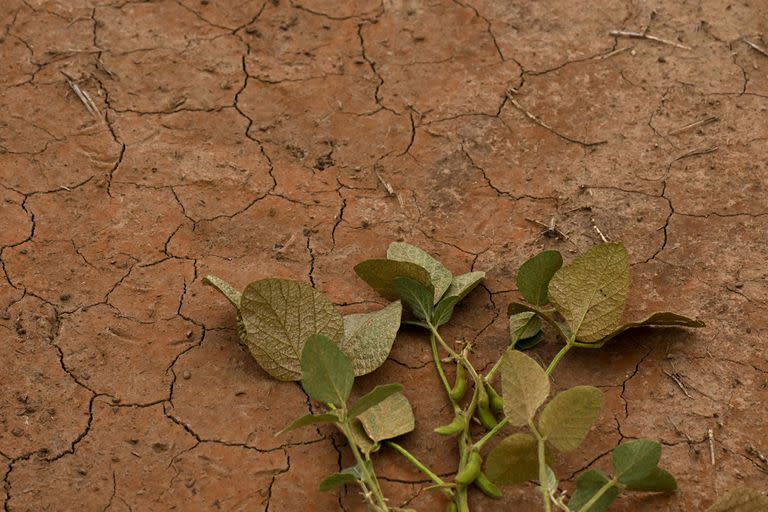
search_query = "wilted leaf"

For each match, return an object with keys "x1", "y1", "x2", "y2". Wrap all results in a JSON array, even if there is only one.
[
  {"x1": 517, "y1": 250, "x2": 563, "y2": 306},
  {"x1": 202, "y1": 275, "x2": 241, "y2": 307},
  {"x1": 568, "y1": 470, "x2": 618, "y2": 512},
  {"x1": 387, "y1": 242, "x2": 452, "y2": 302},
  {"x1": 624, "y1": 467, "x2": 677, "y2": 492},
  {"x1": 348, "y1": 384, "x2": 404, "y2": 419},
  {"x1": 444, "y1": 271, "x2": 485, "y2": 302},
  {"x1": 485, "y1": 433, "x2": 539, "y2": 485},
  {"x1": 544, "y1": 465, "x2": 558, "y2": 491},
  {"x1": 509, "y1": 312, "x2": 542, "y2": 347},
  {"x1": 354, "y1": 259, "x2": 434, "y2": 301},
  {"x1": 706, "y1": 487, "x2": 768, "y2": 512},
  {"x1": 590, "y1": 312, "x2": 705, "y2": 347},
  {"x1": 432, "y1": 296, "x2": 460, "y2": 327},
  {"x1": 239, "y1": 279, "x2": 343, "y2": 380},
  {"x1": 342, "y1": 301, "x2": 402, "y2": 376},
  {"x1": 539, "y1": 386, "x2": 604, "y2": 452},
  {"x1": 394, "y1": 277, "x2": 433, "y2": 321},
  {"x1": 548, "y1": 243, "x2": 630, "y2": 343},
  {"x1": 300, "y1": 334, "x2": 354, "y2": 405},
  {"x1": 358, "y1": 392, "x2": 415, "y2": 442},
  {"x1": 612, "y1": 439, "x2": 661, "y2": 484},
  {"x1": 500, "y1": 350, "x2": 550, "y2": 426},
  {"x1": 276, "y1": 413, "x2": 339, "y2": 436}
]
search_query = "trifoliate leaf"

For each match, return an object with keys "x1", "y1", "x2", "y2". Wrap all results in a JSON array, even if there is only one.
[
  {"x1": 508, "y1": 301, "x2": 573, "y2": 340},
  {"x1": 538, "y1": 386, "x2": 604, "y2": 452},
  {"x1": 500, "y1": 350, "x2": 550, "y2": 427},
  {"x1": 624, "y1": 467, "x2": 677, "y2": 492},
  {"x1": 394, "y1": 277, "x2": 434, "y2": 321},
  {"x1": 706, "y1": 487, "x2": 768, "y2": 512},
  {"x1": 485, "y1": 433, "x2": 539, "y2": 485},
  {"x1": 517, "y1": 250, "x2": 563, "y2": 305},
  {"x1": 548, "y1": 243, "x2": 630, "y2": 343},
  {"x1": 239, "y1": 279, "x2": 343, "y2": 381},
  {"x1": 612, "y1": 439, "x2": 661, "y2": 484},
  {"x1": 276, "y1": 413, "x2": 339, "y2": 436},
  {"x1": 341, "y1": 301, "x2": 402, "y2": 376},
  {"x1": 509, "y1": 312, "x2": 542, "y2": 347},
  {"x1": 348, "y1": 418, "x2": 377, "y2": 454},
  {"x1": 354, "y1": 259, "x2": 434, "y2": 301},
  {"x1": 300, "y1": 334, "x2": 354, "y2": 405},
  {"x1": 387, "y1": 242, "x2": 452, "y2": 303},
  {"x1": 358, "y1": 392, "x2": 415, "y2": 442},
  {"x1": 444, "y1": 271, "x2": 485, "y2": 302},
  {"x1": 202, "y1": 275, "x2": 242, "y2": 307},
  {"x1": 515, "y1": 331, "x2": 545, "y2": 350},
  {"x1": 348, "y1": 384, "x2": 404, "y2": 419},
  {"x1": 568, "y1": 470, "x2": 618, "y2": 512}
]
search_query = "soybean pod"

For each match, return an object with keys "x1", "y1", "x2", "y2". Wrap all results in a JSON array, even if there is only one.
[
  {"x1": 434, "y1": 411, "x2": 466, "y2": 437},
  {"x1": 476, "y1": 384, "x2": 498, "y2": 429},
  {"x1": 449, "y1": 362, "x2": 467, "y2": 401},
  {"x1": 474, "y1": 471, "x2": 503, "y2": 499},
  {"x1": 454, "y1": 450, "x2": 482, "y2": 486}
]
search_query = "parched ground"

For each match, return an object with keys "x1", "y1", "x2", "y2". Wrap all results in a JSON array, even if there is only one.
[{"x1": 1, "y1": 0, "x2": 767, "y2": 510}]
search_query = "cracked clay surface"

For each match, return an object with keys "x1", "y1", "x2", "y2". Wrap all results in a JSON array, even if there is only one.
[{"x1": 1, "y1": 0, "x2": 767, "y2": 510}]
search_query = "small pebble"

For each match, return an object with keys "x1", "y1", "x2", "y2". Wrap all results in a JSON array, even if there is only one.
[
  {"x1": 12, "y1": 427, "x2": 23, "y2": 437},
  {"x1": 182, "y1": 370, "x2": 191, "y2": 380}
]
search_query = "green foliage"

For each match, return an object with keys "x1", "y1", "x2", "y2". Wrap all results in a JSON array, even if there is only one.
[
  {"x1": 706, "y1": 487, "x2": 768, "y2": 512},
  {"x1": 208, "y1": 241, "x2": 705, "y2": 512}
]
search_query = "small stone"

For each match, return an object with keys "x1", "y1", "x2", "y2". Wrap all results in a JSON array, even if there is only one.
[
  {"x1": 11, "y1": 427, "x2": 23, "y2": 437},
  {"x1": 182, "y1": 371, "x2": 191, "y2": 380},
  {"x1": 734, "y1": 281, "x2": 744, "y2": 288}
]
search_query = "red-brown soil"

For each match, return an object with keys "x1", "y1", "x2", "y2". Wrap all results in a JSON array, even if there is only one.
[{"x1": 1, "y1": 0, "x2": 767, "y2": 510}]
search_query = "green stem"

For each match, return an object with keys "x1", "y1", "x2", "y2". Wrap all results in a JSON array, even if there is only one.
[
  {"x1": 530, "y1": 422, "x2": 552, "y2": 512},
  {"x1": 545, "y1": 341, "x2": 574, "y2": 375},
  {"x1": 430, "y1": 332, "x2": 456, "y2": 406},
  {"x1": 485, "y1": 356, "x2": 503, "y2": 381},
  {"x1": 577, "y1": 477, "x2": 618, "y2": 512},
  {"x1": 385, "y1": 442, "x2": 453, "y2": 497},
  {"x1": 341, "y1": 421, "x2": 389, "y2": 511}
]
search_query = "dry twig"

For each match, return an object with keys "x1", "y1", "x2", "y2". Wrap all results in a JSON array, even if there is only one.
[
  {"x1": 708, "y1": 428, "x2": 716, "y2": 465},
  {"x1": 61, "y1": 71, "x2": 100, "y2": 117},
  {"x1": 742, "y1": 37, "x2": 768, "y2": 58},
  {"x1": 674, "y1": 146, "x2": 719, "y2": 162},
  {"x1": 664, "y1": 370, "x2": 694, "y2": 399},
  {"x1": 668, "y1": 116, "x2": 719, "y2": 136},
  {"x1": 609, "y1": 30, "x2": 691, "y2": 50}
]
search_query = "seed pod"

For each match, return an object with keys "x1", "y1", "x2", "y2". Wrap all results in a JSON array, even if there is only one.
[
  {"x1": 434, "y1": 412, "x2": 466, "y2": 437},
  {"x1": 449, "y1": 363, "x2": 467, "y2": 401},
  {"x1": 474, "y1": 471, "x2": 503, "y2": 499},
  {"x1": 485, "y1": 382, "x2": 503, "y2": 413},
  {"x1": 455, "y1": 450, "x2": 482, "y2": 486},
  {"x1": 476, "y1": 385, "x2": 498, "y2": 429}
]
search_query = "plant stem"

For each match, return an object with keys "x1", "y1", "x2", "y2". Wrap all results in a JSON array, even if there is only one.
[
  {"x1": 530, "y1": 421, "x2": 552, "y2": 512},
  {"x1": 577, "y1": 477, "x2": 618, "y2": 512},
  {"x1": 485, "y1": 356, "x2": 503, "y2": 381},
  {"x1": 545, "y1": 341, "x2": 573, "y2": 375},
  {"x1": 385, "y1": 442, "x2": 453, "y2": 497},
  {"x1": 341, "y1": 421, "x2": 389, "y2": 511},
  {"x1": 430, "y1": 332, "x2": 456, "y2": 406}
]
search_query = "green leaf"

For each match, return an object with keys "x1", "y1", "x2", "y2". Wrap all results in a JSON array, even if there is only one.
[
  {"x1": 509, "y1": 312, "x2": 542, "y2": 347},
  {"x1": 341, "y1": 301, "x2": 402, "y2": 376},
  {"x1": 611, "y1": 439, "x2": 661, "y2": 484},
  {"x1": 348, "y1": 384, "x2": 404, "y2": 419},
  {"x1": 348, "y1": 418, "x2": 377, "y2": 454},
  {"x1": 544, "y1": 465, "x2": 558, "y2": 491},
  {"x1": 508, "y1": 301, "x2": 573, "y2": 340},
  {"x1": 568, "y1": 470, "x2": 618, "y2": 512},
  {"x1": 484, "y1": 433, "x2": 539, "y2": 485},
  {"x1": 444, "y1": 271, "x2": 486, "y2": 302},
  {"x1": 202, "y1": 275, "x2": 241, "y2": 307},
  {"x1": 500, "y1": 350, "x2": 550, "y2": 427},
  {"x1": 239, "y1": 279, "x2": 344, "y2": 380},
  {"x1": 432, "y1": 296, "x2": 460, "y2": 327},
  {"x1": 354, "y1": 259, "x2": 434, "y2": 301},
  {"x1": 319, "y1": 461, "x2": 372, "y2": 491},
  {"x1": 624, "y1": 467, "x2": 677, "y2": 492},
  {"x1": 589, "y1": 312, "x2": 706, "y2": 347},
  {"x1": 517, "y1": 250, "x2": 563, "y2": 305},
  {"x1": 319, "y1": 471, "x2": 358, "y2": 492},
  {"x1": 300, "y1": 334, "x2": 354, "y2": 405},
  {"x1": 387, "y1": 242, "x2": 452, "y2": 303},
  {"x1": 357, "y1": 392, "x2": 415, "y2": 442},
  {"x1": 548, "y1": 243, "x2": 630, "y2": 343},
  {"x1": 706, "y1": 487, "x2": 768, "y2": 512},
  {"x1": 515, "y1": 331, "x2": 545, "y2": 350},
  {"x1": 276, "y1": 413, "x2": 339, "y2": 436},
  {"x1": 394, "y1": 277, "x2": 434, "y2": 321},
  {"x1": 538, "y1": 386, "x2": 604, "y2": 452}
]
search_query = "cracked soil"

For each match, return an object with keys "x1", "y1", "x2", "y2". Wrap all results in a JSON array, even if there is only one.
[{"x1": 1, "y1": 0, "x2": 767, "y2": 510}]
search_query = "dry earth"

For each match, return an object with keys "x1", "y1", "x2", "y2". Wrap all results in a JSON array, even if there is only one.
[{"x1": 1, "y1": 0, "x2": 767, "y2": 510}]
